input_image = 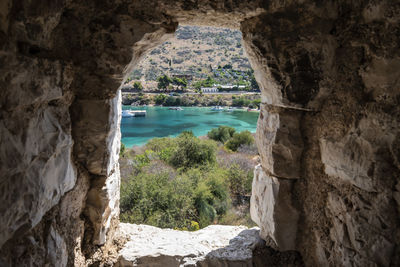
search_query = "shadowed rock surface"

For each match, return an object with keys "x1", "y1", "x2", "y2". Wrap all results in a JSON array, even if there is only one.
[{"x1": 0, "y1": 0, "x2": 399, "y2": 266}]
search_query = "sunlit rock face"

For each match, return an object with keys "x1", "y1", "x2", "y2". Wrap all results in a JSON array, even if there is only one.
[
  {"x1": 250, "y1": 165, "x2": 299, "y2": 251},
  {"x1": 116, "y1": 223, "x2": 303, "y2": 266},
  {"x1": 0, "y1": 0, "x2": 399, "y2": 266},
  {"x1": 116, "y1": 224, "x2": 263, "y2": 267}
]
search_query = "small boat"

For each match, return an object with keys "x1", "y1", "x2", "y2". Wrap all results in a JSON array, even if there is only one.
[
  {"x1": 226, "y1": 107, "x2": 234, "y2": 112},
  {"x1": 122, "y1": 110, "x2": 146, "y2": 117},
  {"x1": 247, "y1": 108, "x2": 259, "y2": 112},
  {"x1": 211, "y1": 106, "x2": 224, "y2": 111},
  {"x1": 168, "y1": 107, "x2": 183, "y2": 110},
  {"x1": 122, "y1": 110, "x2": 134, "y2": 117}
]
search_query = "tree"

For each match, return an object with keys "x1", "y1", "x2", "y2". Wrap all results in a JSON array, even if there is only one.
[
  {"x1": 252, "y1": 99, "x2": 261, "y2": 109},
  {"x1": 172, "y1": 77, "x2": 188, "y2": 89},
  {"x1": 223, "y1": 64, "x2": 232, "y2": 69},
  {"x1": 120, "y1": 143, "x2": 126, "y2": 157},
  {"x1": 250, "y1": 74, "x2": 259, "y2": 90},
  {"x1": 227, "y1": 164, "x2": 253, "y2": 203},
  {"x1": 154, "y1": 93, "x2": 167, "y2": 105},
  {"x1": 133, "y1": 81, "x2": 143, "y2": 91},
  {"x1": 204, "y1": 76, "x2": 215, "y2": 87},
  {"x1": 232, "y1": 97, "x2": 251, "y2": 107},
  {"x1": 193, "y1": 81, "x2": 202, "y2": 90},
  {"x1": 157, "y1": 74, "x2": 172, "y2": 89},
  {"x1": 169, "y1": 132, "x2": 217, "y2": 169},
  {"x1": 165, "y1": 96, "x2": 176, "y2": 106}
]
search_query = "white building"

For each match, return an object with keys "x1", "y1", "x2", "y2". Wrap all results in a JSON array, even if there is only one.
[{"x1": 201, "y1": 87, "x2": 219, "y2": 93}]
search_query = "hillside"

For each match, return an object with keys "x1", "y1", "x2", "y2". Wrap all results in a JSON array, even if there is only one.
[{"x1": 127, "y1": 25, "x2": 255, "y2": 89}]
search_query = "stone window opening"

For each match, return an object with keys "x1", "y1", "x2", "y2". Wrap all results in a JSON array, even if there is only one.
[
  {"x1": 109, "y1": 17, "x2": 306, "y2": 264},
  {"x1": 113, "y1": 25, "x2": 288, "y2": 265}
]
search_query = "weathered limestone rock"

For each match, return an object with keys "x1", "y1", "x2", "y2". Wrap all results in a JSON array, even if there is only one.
[
  {"x1": 250, "y1": 165, "x2": 299, "y2": 251},
  {"x1": 320, "y1": 135, "x2": 375, "y2": 192},
  {"x1": 73, "y1": 91, "x2": 122, "y2": 245},
  {"x1": 255, "y1": 106, "x2": 304, "y2": 179},
  {"x1": 326, "y1": 192, "x2": 395, "y2": 267},
  {"x1": 320, "y1": 110, "x2": 398, "y2": 193},
  {"x1": 116, "y1": 223, "x2": 263, "y2": 267},
  {"x1": 0, "y1": 99, "x2": 76, "y2": 248},
  {"x1": 71, "y1": 91, "x2": 121, "y2": 176},
  {"x1": 0, "y1": 168, "x2": 91, "y2": 266},
  {"x1": 85, "y1": 165, "x2": 121, "y2": 245},
  {"x1": 46, "y1": 225, "x2": 68, "y2": 267}
]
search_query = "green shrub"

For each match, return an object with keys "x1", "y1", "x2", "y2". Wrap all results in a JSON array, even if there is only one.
[
  {"x1": 207, "y1": 126, "x2": 235, "y2": 143},
  {"x1": 154, "y1": 94, "x2": 167, "y2": 105},
  {"x1": 134, "y1": 153, "x2": 151, "y2": 167},
  {"x1": 194, "y1": 181, "x2": 217, "y2": 227},
  {"x1": 169, "y1": 132, "x2": 217, "y2": 169},
  {"x1": 157, "y1": 74, "x2": 173, "y2": 89},
  {"x1": 120, "y1": 172, "x2": 196, "y2": 229},
  {"x1": 133, "y1": 81, "x2": 143, "y2": 91},
  {"x1": 120, "y1": 143, "x2": 126, "y2": 157},
  {"x1": 232, "y1": 97, "x2": 251, "y2": 107},
  {"x1": 172, "y1": 77, "x2": 188, "y2": 89},
  {"x1": 189, "y1": 221, "x2": 200, "y2": 231},
  {"x1": 120, "y1": 132, "x2": 254, "y2": 230},
  {"x1": 165, "y1": 96, "x2": 177, "y2": 106},
  {"x1": 146, "y1": 137, "x2": 177, "y2": 152},
  {"x1": 252, "y1": 99, "x2": 261, "y2": 109},
  {"x1": 227, "y1": 164, "x2": 253, "y2": 198},
  {"x1": 225, "y1": 131, "x2": 254, "y2": 151}
]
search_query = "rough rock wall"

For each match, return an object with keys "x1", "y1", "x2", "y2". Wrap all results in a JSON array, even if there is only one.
[
  {"x1": 0, "y1": 0, "x2": 176, "y2": 265},
  {"x1": 0, "y1": 0, "x2": 399, "y2": 266},
  {"x1": 243, "y1": 1, "x2": 400, "y2": 266},
  {"x1": 0, "y1": 0, "x2": 264, "y2": 265}
]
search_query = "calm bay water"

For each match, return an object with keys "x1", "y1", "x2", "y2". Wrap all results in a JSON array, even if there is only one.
[{"x1": 121, "y1": 106, "x2": 259, "y2": 147}]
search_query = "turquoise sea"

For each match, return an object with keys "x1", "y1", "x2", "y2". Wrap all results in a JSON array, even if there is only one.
[{"x1": 121, "y1": 106, "x2": 259, "y2": 147}]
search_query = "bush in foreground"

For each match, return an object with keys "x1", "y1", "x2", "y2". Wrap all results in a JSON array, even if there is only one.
[
  {"x1": 120, "y1": 132, "x2": 228, "y2": 229},
  {"x1": 225, "y1": 130, "x2": 254, "y2": 151},
  {"x1": 207, "y1": 127, "x2": 254, "y2": 152},
  {"x1": 120, "y1": 129, "x2": 257, "y2": 230},
  {"x1": 207, "y1": 126, "x2": 235, "y2": 143},
  {"x1": 169, "y1": 131, "x2": 217, "y2": 168}
]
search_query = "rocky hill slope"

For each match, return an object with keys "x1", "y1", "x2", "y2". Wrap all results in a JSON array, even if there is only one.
[{"x1": 128, "y1": 25, "x2": 253, "y2": 83}]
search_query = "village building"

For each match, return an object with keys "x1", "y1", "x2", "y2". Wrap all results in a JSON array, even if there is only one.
[{"x1": 201, "y1": 87, "x2": 219, "y2": 93}]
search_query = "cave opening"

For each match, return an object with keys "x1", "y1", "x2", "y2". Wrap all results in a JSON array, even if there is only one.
[
  {"x1": 114, "y1": 24, "x2": 276, "y2": 265},
  {"x1": 1, "y1": 1, "x2": 399, "y2": 266}
]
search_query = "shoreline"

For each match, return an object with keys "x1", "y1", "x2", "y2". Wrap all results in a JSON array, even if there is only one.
[
  {"x1": 122, "y1": 105, "x2": 260, "y2": 112},
  {"x1": 121, "y1": 92, "x2": 261, "y2": 109}
]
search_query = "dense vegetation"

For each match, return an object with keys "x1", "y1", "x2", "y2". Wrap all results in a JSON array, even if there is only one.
[
  {"x1": 119, "y1": 129, "x2": 257, "y2": 230},
  {"x1": 157, "y1": 75, "x2": 188, "y2": 90},
  {"x1": 207, "y1": 126, "x2": 254, "y2": 151},
  {"x1": 122, "y1": 93, "x2": 261, "y2": 108},
  {"x1": 190, "y1": 69, "x2": 259, "y2": 92}
]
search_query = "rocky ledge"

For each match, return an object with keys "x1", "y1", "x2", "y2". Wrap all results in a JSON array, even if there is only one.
[
  {"x1": 116, "y1": 223, "x2": 261, "y2": 266},
  {"x1": 116, "y1": 223, "x2": 303, "y2": 267}
]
